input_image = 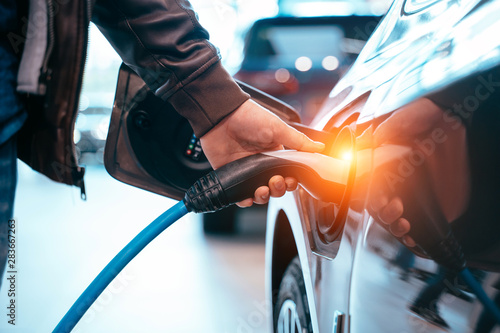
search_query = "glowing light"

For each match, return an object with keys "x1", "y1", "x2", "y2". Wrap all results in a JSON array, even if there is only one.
[
  {"x1": 341, "y1": 150, "x2": 353, "y2": 161},
  {"x1": 322, "y1": 56, "x2": 339, "y2": 71},
  {"x1": 295, "y1": 56, "x2": 312, "y2": 72},
  {"x1": 275, "y1": 68, "x2": 290, "y2": 83}
]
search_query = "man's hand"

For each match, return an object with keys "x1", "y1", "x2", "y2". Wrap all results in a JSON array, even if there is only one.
[
  {"x1": 357, "y1": 98, "x2": 450, "y2": 247},
  {"x1": 200, "y1": 99, "x2": 325, "y2": 207},
  {"x1": 356, "y1": 98, "x2": 468, "y2": 247}
]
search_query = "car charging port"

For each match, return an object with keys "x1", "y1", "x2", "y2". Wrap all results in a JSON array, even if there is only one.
[{"x1": 317, "y1": 126, "x2": 357, "y2": 244}]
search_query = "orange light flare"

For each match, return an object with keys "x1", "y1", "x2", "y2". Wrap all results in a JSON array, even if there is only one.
[{"x1": 340, "y1": 150, "x2": 353, "y2": 162}]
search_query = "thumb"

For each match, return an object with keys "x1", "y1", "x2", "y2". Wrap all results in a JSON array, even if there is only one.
[
  {"x1": 355, "y1": 125, "x2": 373, "y2": 151},
  {"x1": 275, "y1": 122, "x2": 325, "y2": 153}
]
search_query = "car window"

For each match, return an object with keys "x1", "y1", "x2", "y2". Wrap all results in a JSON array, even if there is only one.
[
  {"x1": 242, "y1": 17, "x2": 380, "y2": 72},
  {"x1": 250, "y1": 25, "x2": 344, "y2": 63}
]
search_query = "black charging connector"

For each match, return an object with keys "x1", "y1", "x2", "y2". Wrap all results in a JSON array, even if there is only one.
[{"x1": 183, "y1": 151, "x2": 350, "y2": 213}]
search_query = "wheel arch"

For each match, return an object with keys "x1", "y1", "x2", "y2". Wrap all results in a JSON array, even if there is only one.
[
  {"x1": 266, "y1": 194, "x2": 320, "y2": 333},
  {"x1": 271, "y1": 210, "x2": 299, "y2": 306}
]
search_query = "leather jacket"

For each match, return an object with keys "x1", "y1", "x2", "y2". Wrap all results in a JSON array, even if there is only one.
[{"x1": 17, "y1": 0, "x2": 249, "y2": 197}]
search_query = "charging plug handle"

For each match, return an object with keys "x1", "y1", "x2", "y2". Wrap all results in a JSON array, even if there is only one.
[{"x1": 183, "y1": 152, "x2": 349, "y2": 213}]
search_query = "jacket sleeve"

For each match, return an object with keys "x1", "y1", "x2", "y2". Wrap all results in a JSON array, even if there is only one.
[{"x1": 92, "y1": 0, "x2": 249, "y2": 137}]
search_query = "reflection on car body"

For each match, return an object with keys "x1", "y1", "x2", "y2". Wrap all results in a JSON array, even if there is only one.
[{"x1": 266, "y1": 0, "x2": 500, "y2": 332}]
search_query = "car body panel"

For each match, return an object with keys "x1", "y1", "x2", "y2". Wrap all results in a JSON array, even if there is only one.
[
  {"x1": 349, "y1": 217, "x2": 495, "y2": 333},
  {"x1": 314, "y1": 0, "x2": 500, "y2": 130}
]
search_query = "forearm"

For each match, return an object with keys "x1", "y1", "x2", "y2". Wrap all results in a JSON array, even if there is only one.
[{"x1": 92, "y1": 0, "x2": 249, "y2": 136}]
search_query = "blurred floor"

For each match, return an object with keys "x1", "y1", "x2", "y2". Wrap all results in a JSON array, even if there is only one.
[{"x1": 0, "y1": 161, "x2": 270, "y2": 333}]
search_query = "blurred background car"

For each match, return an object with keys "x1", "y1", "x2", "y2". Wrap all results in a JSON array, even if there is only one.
[{"x1": 234, "y1": 15, "x2": 380, "y2": 124}]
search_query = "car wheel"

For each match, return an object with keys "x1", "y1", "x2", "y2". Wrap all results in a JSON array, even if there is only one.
[
  {"x1": 274, "y1": 257, "x2": 313, "y2": 333},
  {"x1": 202, "y1": 205, "x2": 238, "y2": 234}
]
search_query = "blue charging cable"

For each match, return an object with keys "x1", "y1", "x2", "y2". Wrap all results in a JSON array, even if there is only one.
[
  {"x1": 53, "y1": 201, "x2": 188, "y2": 333},
  {"x1": 52, "y1": 152, "x2": 500, "y2": 331},
  {"x1": 459, "y1": 269, "x2": 500, "y2": 324},
  {"x1": 53, "y1": 206, "x2": 500, "y2": 332}
]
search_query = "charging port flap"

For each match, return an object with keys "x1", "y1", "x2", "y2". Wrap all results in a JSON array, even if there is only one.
[{"x1": 104, "y1": 64, "x2": 327, "y2": 200}]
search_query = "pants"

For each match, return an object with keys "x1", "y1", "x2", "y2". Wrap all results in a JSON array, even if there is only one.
[{"x1": 0, "y1": 135, "x2": 17, "y2": 284}]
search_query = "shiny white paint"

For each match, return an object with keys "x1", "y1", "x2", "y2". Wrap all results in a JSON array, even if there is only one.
[{"x1": 266, "y1": 192, "x2": 321, "y2": 333}]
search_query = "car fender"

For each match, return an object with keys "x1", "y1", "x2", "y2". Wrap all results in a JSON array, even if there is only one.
[{"x1": 266, "y1": 192, "x2": 320, "y2": 333}]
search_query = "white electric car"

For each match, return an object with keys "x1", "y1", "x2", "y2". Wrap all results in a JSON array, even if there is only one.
[{"x1": 265, "y1": 0, "x2": 500, "y2": 332}]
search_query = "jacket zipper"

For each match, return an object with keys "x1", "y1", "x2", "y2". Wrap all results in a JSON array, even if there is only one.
[{"x1": 72, "y1": 0, "x2": 91, "y2": 200}]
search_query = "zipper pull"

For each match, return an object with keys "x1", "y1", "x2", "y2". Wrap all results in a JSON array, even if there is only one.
[
  {"x1": 73, "y1": 167, "x2": 87, "y2": 201},
  {"x1": 78, "y1": 179, "x2": 87, "y2": 201}
]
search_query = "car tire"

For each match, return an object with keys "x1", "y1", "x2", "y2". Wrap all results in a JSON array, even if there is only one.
[
  {"x1": 274, "y1": 256, "x2": 313, "y2": 333},
  {"x1": 202, "y1": 205, "x2": 238, "y2": 234}
]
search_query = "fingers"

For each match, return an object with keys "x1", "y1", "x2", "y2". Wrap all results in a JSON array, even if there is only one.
[
  {"x1": 369, "y1": 194, "x2": 415, "y2": 246},
  {"x1": 237, "y1": 176, "x2": 299, "y2": 207},
  {"x1": 371, "y1": 98, "x2": 444, "y2": 147},
  {"x1": 370, "y1": 193, "x2": 389, "y2": 213},
  {"x1": 355, "y1": 125, "x2": 373, "y2": 151},
  {"x1": 402, "y1": 235, "x2": 416, "y2": 247},
  {"x1": 379, "y1": 197, "x2": 404, "y2": 224},
  {"x1": 268, "y1": 176, "x2": 298, "y2": 197},
  {"x1": 285, "y1": 177, "x2": 298, "y2": 191},
  {"x1": 389, "y1": 218, "x2": 411, "y2": 237},
  {"x1": 269, "y1": 175, "x2": 286, "y2": 197},
  {"x1": 355, "y1": 98, "x2": 444, "y2": 150},
  {"x1": 275, "y1": 123, "x2": 325, "y2": 153},
  {"x1": 253, "y1": 186, "x2": 270, "y2": 205},
  {"x1": 236, "y1": 198, "x2": 254, "y2": 208}
]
